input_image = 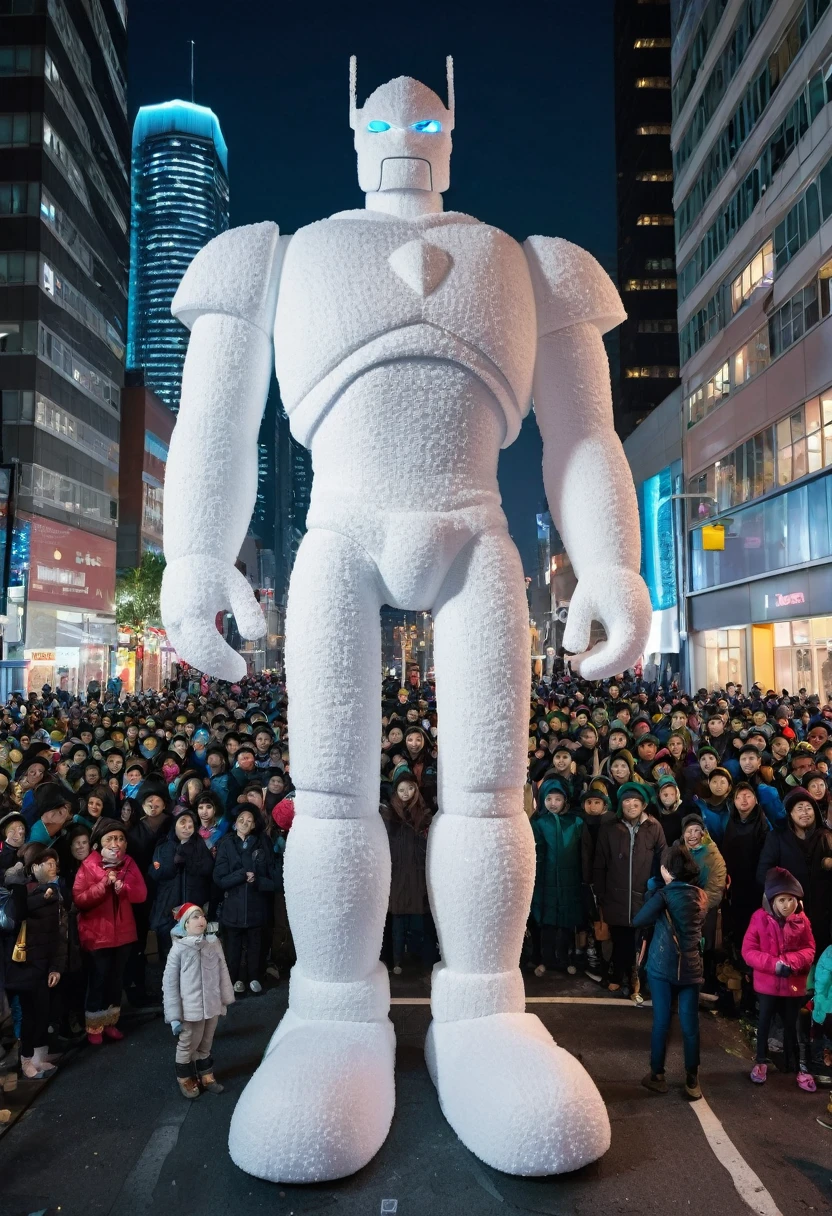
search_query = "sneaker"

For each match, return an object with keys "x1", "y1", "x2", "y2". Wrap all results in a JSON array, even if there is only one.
[
  {"x1": 750, "y1": 1063, "x2": 767, "y2": 1084},
  {"x1": 533, "y1": 964, "x2": 546, "y2": 977},
  {"x1": 249, "y1": 980, "x2": 263, "y2": 995},
  {"x1": 265, "y1": 965, "x2": 280, "y2": 980},
  {"x1": 685, "y1": 1070, "x2": 702, "y2": 1100},
  {"x1": 586, "y1": 949, "x2": 600, "y2": 971},
  {"x1": 641, "y1": 1071, "x2": 668, "y2": 1094},
  {"x1": 585, "y1": 969, "x2": 603, "y2": 983},
  {"x1": 797, "y1": 1072, "x2": 817, "y2": 1092},
  {"x1": 392, "y1": 965, "x2": 402, "y2": 976},
  {"x1": 233, "y1": 981, "x2": 245, "y2": 995}
]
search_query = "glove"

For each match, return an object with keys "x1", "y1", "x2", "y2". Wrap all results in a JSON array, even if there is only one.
[
  {"x1": 171, "y1": 1021, "x2": 182, "y2": 1036},
  {"x1": 775, "y1": 961, "x2": 792, "y2": 976}
]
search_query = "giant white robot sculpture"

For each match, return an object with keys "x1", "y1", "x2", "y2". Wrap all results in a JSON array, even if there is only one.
[{"x1": 161, "y1": 59, "x2": 652, "y2": 1183}]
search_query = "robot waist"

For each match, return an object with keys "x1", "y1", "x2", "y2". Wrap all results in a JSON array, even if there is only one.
[{"x1": 283, "y1": 323, "x2": 528, "y2": 451}]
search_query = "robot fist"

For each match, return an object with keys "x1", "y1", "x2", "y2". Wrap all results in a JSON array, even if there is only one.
[
  {"x1": 160, "y1": 555, "x2": 266, "y2": 683},
  {"x1": 562, "y1": 565, "x2": 652, "y2": 681}
]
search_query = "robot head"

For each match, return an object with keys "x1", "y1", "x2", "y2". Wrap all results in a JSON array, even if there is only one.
[{"x1": 350, "y1": 56, "x2": 454, "y2": 195}]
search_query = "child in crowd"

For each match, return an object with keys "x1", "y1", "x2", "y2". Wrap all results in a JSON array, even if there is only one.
[
  {"x1": 163, "y1": 902, "x2": 235, "y2": 1098},
  {"x1": 531, "y1": 777, "x2": 584, "y2": 976},
  {"x1": 742, "y1": 866, "x2": 816, "y2": 1090}
]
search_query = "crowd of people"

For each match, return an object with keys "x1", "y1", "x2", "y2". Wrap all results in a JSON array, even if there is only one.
[{"x1": 0, "y1": 664, "x2": 829, "y2": 1123}]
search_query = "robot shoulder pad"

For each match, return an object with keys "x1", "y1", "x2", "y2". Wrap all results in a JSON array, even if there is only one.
[
  {"x1": 523, "y1": 235, "x2": 626, "y2": 337},
  {"x1": 171, "y1": 221, "x2": 282, "y2": 333}
]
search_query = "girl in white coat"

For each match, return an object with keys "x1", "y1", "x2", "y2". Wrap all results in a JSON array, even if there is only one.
[{"x1": 163, "y1": 902, "x2": 235, "y2": 1098}]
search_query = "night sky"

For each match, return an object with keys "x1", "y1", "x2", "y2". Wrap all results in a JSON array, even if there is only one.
[{"x1": 128, "y1": 0, "x2": 617, "y2": 572}]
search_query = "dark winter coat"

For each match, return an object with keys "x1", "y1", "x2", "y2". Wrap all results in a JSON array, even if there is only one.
[
  {"x1": 213, "y1": 831, "x2": 276, "y2": 928},
  {"x1": 384, "y1": 813, "x2": 430, "y2": 916},
  {"x1": 531, "y1": 810, "x2": 585, "y2": 928},
  {"x1": 721, "y1": 804, "x2": 769, "y2": 945},
  {"x1": 633, "y1": 881, "x2": 708, "y2": 985},
  {"x1": 5, "y1": 881, "x2": 67, "y2": 991},
  {"x1": 148, "y1": 834, "x2": 215, "y2": 937},
  {"x1": 593, "y1": 814, "x2": 667, "y2": 926},
  {"x1": 127, "y1": 814, "x2": 172, "y2": 894}
]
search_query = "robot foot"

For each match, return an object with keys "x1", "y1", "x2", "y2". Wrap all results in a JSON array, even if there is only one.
[
  {"x1": 425, "y1": 1011, "x2": 610, "y2": 1175},
  {"x1": 229, "y1": 1009, "x2": 396, "y2": 1183}
]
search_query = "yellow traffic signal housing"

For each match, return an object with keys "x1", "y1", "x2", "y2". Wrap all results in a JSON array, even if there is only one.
[{"x1": 701, "y1": 524, "x2": 725, "y2": 551}]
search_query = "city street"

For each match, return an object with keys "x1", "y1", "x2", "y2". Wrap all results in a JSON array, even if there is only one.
[{"x1": 2, "y1": 971, "x2": 830, "y2": 1216}]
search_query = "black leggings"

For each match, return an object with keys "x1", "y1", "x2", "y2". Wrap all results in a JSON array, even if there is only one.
[
  {"x1": 223, "y1": 926, "x2": 263, "y2": 985},
  {"x1": 86, "y1": 944, "x2": 132, "y2": 1019},
  {"x1": 755, "y1": 993, "x2": 801, "y2": 1070},
  {"x1": 9, "y1": 982, "x2": 50, "y2": 1057}
]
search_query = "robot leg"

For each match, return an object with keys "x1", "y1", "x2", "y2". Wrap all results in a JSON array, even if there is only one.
[
  {"x1": 229, "y1": 528, "x2": 395, "y2": 1183},
  {"x1": 425, "y1": 527, "x2": 611, "y2": 1175}
]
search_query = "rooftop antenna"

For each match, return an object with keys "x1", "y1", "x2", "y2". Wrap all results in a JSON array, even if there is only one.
[{"x1": 189, "y1": 39, "x2": 195, "y2": 103}]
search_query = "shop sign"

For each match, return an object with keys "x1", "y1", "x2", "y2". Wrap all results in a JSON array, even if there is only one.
[
  {"x1": 775, "y1": 591, "x2": 806, "y2": 607},
  {"x1": 25, "y1": 649, "x2": 55, "y2": 663},
  {"x1": 23, "y1": 514, "x2": 116, "y2": 613}
]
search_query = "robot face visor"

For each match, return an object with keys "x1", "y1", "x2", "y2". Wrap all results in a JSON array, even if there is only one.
[{"x1": 353, "y1": 76, "x2": 453, "y2": 194}]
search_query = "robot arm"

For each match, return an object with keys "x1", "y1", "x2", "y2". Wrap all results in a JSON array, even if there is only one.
[
  {"x1": 524, "y1": 236, "x2": 652, "y2": 679},
  {"x1": 161, "y1": 222, "x2": 284, "y2": 681}
]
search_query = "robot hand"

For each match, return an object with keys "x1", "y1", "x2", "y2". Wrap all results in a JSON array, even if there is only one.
[
  {"x1": 562, "y1": 565, "x2": 652, "y2": 680},
  {"x1": 160, "y1": 555, "x2": 266, "y2": 683}
]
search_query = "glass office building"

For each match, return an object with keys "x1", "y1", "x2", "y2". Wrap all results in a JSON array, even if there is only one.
[
  {"x1": 672, "y1": 0, "x2": 832, "y2": 696},
  {"x1": 127, "y1": 100, "x2": 229, "y2": 412},
  {"x1": 0, "y1": 0, "x2": 129, "y2": 690}
]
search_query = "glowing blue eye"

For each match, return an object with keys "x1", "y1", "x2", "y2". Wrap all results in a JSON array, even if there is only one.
[
  {"x1": 411, "y1": 119, "x2": 441, "y2": 133},
  {"x1": 367, "y1": 120, "x2": 391, "y2": 133}
]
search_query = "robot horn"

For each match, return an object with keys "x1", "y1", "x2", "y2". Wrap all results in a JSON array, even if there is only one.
[
  {"x1": 349, "y1": 54, "x2": 358, "y2": 129},
  {"x1": 446, "y1": 54, "x2": 455, "y2": 117}
]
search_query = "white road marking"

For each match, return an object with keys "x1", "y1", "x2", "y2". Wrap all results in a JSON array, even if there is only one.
[
  {"x1": 390, "y1": 995, "x2": 652, "y2": 1006},
  {"x1": 110, "y1": 1102, "x2": 190, "y2": 1214},
  {"x1": 689, "y1": 1095, "x2": 784, "y2": 1216}
]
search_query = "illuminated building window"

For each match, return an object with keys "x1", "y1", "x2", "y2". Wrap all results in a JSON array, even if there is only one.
[
  {"x1": 634, "y1": 37, "x2": 671, "y2": 47},
  {"x1": 637, "y1": 214, "x2": 674, "y2": 226},
  {"x1": 638, "y1": 320, "x2": 676, "y2": 333},
  {"x1": 624, "y1": 278, "x2": 677, "y2": 290},
  {"x1": 730, "y1": 239, "x2": 774, "y2": 314},
  {"x1": 637, "y1": 124, "x2": 672, "y2": 135},
  {"x1": 635, "y1": 77, "x2": 671, "y2": 89},
  {"x1": 636, "y1": 170, "x2": 673, "y2": 181},
  {"x1": 625, "y1": 366, "x2": 679, "y2": 378},
  {"x1": 645, "y1": 257, "x2": 675, "y2": 271}
]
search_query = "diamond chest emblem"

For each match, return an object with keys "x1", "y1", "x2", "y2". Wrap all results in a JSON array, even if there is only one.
[{"x1": 388, "y1": 239, "x2": 452, "y2": 297}]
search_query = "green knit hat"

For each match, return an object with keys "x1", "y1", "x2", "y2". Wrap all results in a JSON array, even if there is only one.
[{"x1": 616, "y1": 781, "x2": 650, "y2": 810}]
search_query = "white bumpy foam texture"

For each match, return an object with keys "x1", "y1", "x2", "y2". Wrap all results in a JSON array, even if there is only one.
[{"x1": 162, "y1": 73, "x2": 652, "y2": 1187}]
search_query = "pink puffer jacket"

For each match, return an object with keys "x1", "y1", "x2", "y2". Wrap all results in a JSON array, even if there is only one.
[{"x1": 742, "y1": 907, "x2": 816, "y2": 997}]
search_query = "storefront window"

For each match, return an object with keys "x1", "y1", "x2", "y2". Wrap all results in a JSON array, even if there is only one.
[
  {"x1": 772, "y1": 617, "x2": 832, "y2": 698},
  {"x1": 703, "y1": 628, "x2": 745, "y2": 690}
]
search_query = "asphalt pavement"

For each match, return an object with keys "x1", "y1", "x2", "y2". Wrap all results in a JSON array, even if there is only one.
[{"x1": 2, "y1": 969, "x2": 831, "y2": 1216}]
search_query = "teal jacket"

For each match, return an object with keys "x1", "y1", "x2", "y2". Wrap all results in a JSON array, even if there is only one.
[
  {"x1": 812, "y1": 945, "x2": 832, "y2": 1025},
  {"x1": 531, "y1": 810, "x2": 584, "y2": 928}
]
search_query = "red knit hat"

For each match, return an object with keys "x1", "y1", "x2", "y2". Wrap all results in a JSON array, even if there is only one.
[{"x1": 173, "y1": 903, "x2": 203, "y2": 926}]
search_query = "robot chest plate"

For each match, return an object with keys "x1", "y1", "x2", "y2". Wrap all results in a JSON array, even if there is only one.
[{"x1": 273, "y1": 213, "x2": 537, "y2": 417}]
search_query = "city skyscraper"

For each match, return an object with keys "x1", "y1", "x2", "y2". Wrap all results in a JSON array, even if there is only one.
[
  {"x1": 613, "y1": 0, "x2": 679, "y2": 438},
  {"x1": 0, "y1": 0, "x2": 129, "y2": 693},
  {"x1": 127, "y1": 99, "x2": 229, "y2": 411}
]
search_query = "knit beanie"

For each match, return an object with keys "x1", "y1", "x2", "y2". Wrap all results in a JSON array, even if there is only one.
[
  {"x1": 763, "y1": 867, "x2": 803, "y2": 902},
  {"x1": 616, "y1": 781, "x2": 649, "y2": 808},
  {"x1": 709, "y1": 767, "x2": 733, "y2": 786}
]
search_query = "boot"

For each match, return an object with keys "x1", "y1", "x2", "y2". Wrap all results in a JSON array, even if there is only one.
[
  {"x1": 197, "y1": 1056, "x2": 224, "y2": 1093},
  {"x1": 685, "y1": 1070, "x2": 702, "y2": 1100},
  {"x1": 20, "y1": 1051, "x2": 56, "y2": 1081},
  {"x1": 175, "y1": 1060, "x2": 200, "y2": 1099},
  {"x1": 33, "y1": 1046, "x2": 58, "y2": 1075},
  {"x1": 641, "y1": 1071, "x2": 668, "y2": 1094}
]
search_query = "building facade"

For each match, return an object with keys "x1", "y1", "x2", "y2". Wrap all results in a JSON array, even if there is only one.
[
  {"x1": 0, "y1": 0, "x2": 129, "y2": 692},
  {"x1": 614, "y1": 0, "x2": 680, "y2": 437},
  {"x1": 127, "y1": 99, "x2": 229, "y2": 412},
  {"x1": 116, "y1": 372, "x2": 173, "y2": 567},
  {"x1": 673, "y1": 0, "x2": 832, "y2": 696}
]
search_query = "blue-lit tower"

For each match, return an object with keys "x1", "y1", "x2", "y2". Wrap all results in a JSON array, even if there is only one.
[{"x1": 127, "y1": 100, "x2": 229, "y2": 411}]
